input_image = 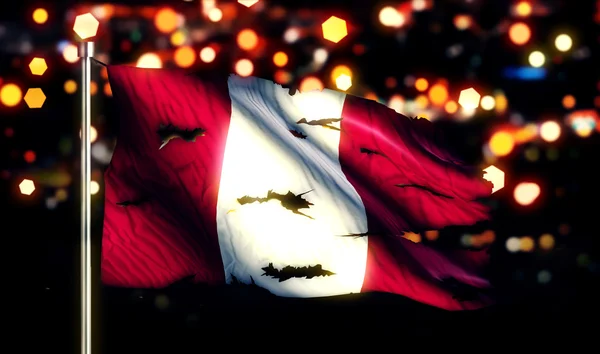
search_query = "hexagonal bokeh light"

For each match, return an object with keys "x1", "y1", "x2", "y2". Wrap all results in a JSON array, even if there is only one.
[
  {"x1": 24, "y1": 88, "x2": 46, "y2": 108},
  {"x1": 73, "y1": 13, "x2": 100, "y2": 40},
  {"x1": 28, "y1": 57, "x2": 48, "y2": 75},
  {"x1": 322, "y1": 16, "x2": 348, "y2": 43},
  {"x1": 19, "y1": 179, "x2": 36, "y2": 195}
]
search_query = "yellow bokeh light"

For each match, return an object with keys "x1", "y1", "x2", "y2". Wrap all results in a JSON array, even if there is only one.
[
  {"x1": 495, "y1": 92, "x2": 508, "y2": 114},
  {"x1": 514, "y1": 182, "x2": 540, "y2": 206},
  {"x1": 539, "y1": 234, "x2": 555, "y2": 250},
  {"x1": 19, "y1": 179, "x2": 35, "y2": 195},
  {"x1": 414, "y1": 78, "x2": 428, "y2": 91},
  {"x1": 514, "y1": 1, "x2": 532, "y2": 17},
  {"x1": 330, "y1": 65, "x2": 352, "y2": 83},
  {"x1": 63, "y1": 44, "x2": 79, "y2": 63},
  {"x1": 32, "y1": 8, "x2": 48, "y2": 24},
  {"x1": 483, "y1": 165, "x2": 505, "y2": 193},
  {"x1": 273, "y1": 51, "x2": 288, "y2": 67},
  {"x1": 29, "y1": 57, "x2": 48, "y2": 76},
  {"x1": 335, "y1": 74, "x2": 352, "y2": 91},
  {"x1": 539, "y1": 121, "x2": 561, "y2": 142},
  {"x1": 415, "y1": 94, "x2": 429, "y2": 109},
  {"x1": 299, "y1": 76, "x2": 324, "y2": 92},
  {"x1": 91, "y1": 180, "x2": 100, "y2": 195},
  {"x1": 562, "y1": 94, "x2": 576, "y2": 109},
  {"x1": 508, "y1": 22, "x2": 531, "y2": 45},
  {"x1": 174, "y1": 46, "x2": 196, "y2": 68},
  {"x1": 555, "y1": 34, "x2": 572, "y2": 52},
  {"x1": 170, "y1": 30, "x2": 186, "y2": 46},
  {"x1": 444, "y1": 100, "x2": 458, "y2": 114},
  {"x1": 428, "y1": 83, "x2": 448, "y2": 106},
  {"x1": 237, "y1": 29, "x2": 259, "y2": 50},
  {"x1": 199, "y1": 47, "x2": 216, "y2": 63},
  {"x1": 528, "y1": 50, "x2": 545, "y2": 67},
  {"x1": 234, "y1": 59, "x2": 254, "y2": 77},
  {"x1": 24, "y1": 88, "x2": 46, "y2": 108},
  {"x1": 321, "y1": 16, "x2": 348, "y2": 43},
  {"x1": 379, "y1": 6, "x2": 405, "y2": 28},
  {"x1": 0, "y1": 83, "x2": 22, "y2": 107},
  {"x1": 136, "y1": 53, "x2": 162, "y2": 68},
  {"x1": 64, "y1": 80, "x2": 77, "y2": 94},
  {"x1": 453, "y1": 15, "x2": 472, "y2": 30},
  {"x1": 489, "y1": 131, "x2": 515, "y2": 157},
  {"x1": 520, "y1": 236, "x2": 535, "y2": 252},
  {"x1": 480, "y1": 95, "x2": 495, "y2": 110},
  {"x1": 73, "y1": 13, "x2": 100, "y2": 40},
  {"x1": 208, "y1": 8, "x2": 223, "y2": 22},
  {"x1": 154, "y1": 8, "x2": 179, "y2": 34},
  {"x1": 458, "y1": 87, "x2": 481, "y2": 109}
]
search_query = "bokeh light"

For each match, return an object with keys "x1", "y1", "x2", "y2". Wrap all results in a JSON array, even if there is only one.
[
  {"x1": 0, "y1": 83, "x2": 23, "y2": 107},
  {"x1": 489, "y1": 131, "x2": 515, "y2": 157},
  {"x1": 32, "y1": 8, "x2": 48, "y2": 24},
  {"x1": 199, "y1": 47, "x2": 216, "y2": 63},
  {"x1": 234, "y1": 59, "x2": 254, "y2": 77},
  {"x1": 528, "y1": 51, "x2": 545, "y2": 67},
  {"x1": 136, "y1": 53, "x2": 162, "y2": 68},
  {"x1": 509, "y1": 22, "x2": 531, "y2": 45},
  {"x1": 555, "y1": 34, "x2": 573, "y2": 52},
  {"x1": 237, "y1": 29, "x2": 259, "y2": 50},
  {"x1": 272, "y1": 51, "x2": 288, "y2": 67},
  {"x1": 299, "y1": 76, "x2": 324, "y2": 92},
  {"x1": 174, "y1": 46, "x2": 196, "y2": 68},
  {"x1": 321, "y1": 16, "x2": 348, "y2": 43},
  {"x1": 539, "y1": 121, "x2": 561, "y2": 142},
  {"x1": 155, "y1": 8, "x2": 179, "y2": 34},
  {"x1": 514, "y1": 182, "x2": 541, "y2": 206},
  {"x1": 379, "y1": 6, "x2": 405, "y2": 28}
]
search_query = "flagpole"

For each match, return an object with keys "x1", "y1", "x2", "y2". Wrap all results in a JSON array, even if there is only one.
[{"x1": 78, "y1": 40, "x2": 93, "y2": 354}]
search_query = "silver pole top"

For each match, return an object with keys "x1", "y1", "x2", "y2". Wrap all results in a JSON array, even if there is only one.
[{"x1": 77, "y1": 42, "x2": 95, "y2": 58}]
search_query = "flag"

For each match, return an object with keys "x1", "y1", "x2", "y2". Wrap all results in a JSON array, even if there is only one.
[{"x1": 102, "y1": 65, "x2": 494, "y2": 311}]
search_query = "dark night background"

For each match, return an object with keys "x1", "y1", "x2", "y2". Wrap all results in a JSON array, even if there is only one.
[{"x1": 2, "y1": 0, "x2": 599, "y2": 352}]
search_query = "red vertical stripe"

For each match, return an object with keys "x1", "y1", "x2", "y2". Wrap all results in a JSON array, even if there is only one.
[
  {"x1": 102, "y1": 66, "x2": 230, "y2": 287},
  {"x1": 339, "y1": 94, "x2": 494, "y2": 310}
]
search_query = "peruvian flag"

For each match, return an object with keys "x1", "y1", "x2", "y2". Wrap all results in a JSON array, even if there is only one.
[{"x1": 102, "y1": 65, "x2": 494, "y2": 311}]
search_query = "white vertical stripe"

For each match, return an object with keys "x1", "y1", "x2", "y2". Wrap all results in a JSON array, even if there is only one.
[{"x1": 215, "y1": 76, "x2": 369, "y2": 297}]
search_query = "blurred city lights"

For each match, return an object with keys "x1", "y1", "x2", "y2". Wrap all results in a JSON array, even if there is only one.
[
  {"x1": 234, "y1": 59, "x2": 254, "y2": 77},
  {"x1": 237, "y1": 29, "x2": 259, "y2": 50},
  {"x1": 335, "y1": 74, "x2": 352, "y2": 91},
  {"x1": 555, "y1": 34, "x2": 573, "y2": 52},
  {"x1": 73, "y1": 13, "x2": 100, "y2": 40},
  {"x1": 64, "y1": 80, "x2": 77, "y2": 94},
  {"x1": 272, "y1": 51, "x2": 288, "y2": 67},
  {"x1": 379, "y1": 6, "x2": 405, "y2": 28},
  {"x1": 154, "y1": 8, "x2": 179, "y2": 34},
  {"x1": 562, "y1": 94, "x2": 576, "y2": 109},
  {"x1": 238, "y1": 0, "x2": 259, "y2": 7},
  {"x1": 483, "y1": 165, "x2": 505, "y2": 193},
  {"x1": 32, "y1": 8, "x2": 48, "y2": 24},
  {"x1": 539, "y1": 121, "x2": 561, "y2": 142},
  {"x1": 28, "y1": 57, "x2": 48, "y2": 76},
  {"x1": 299, "y1": 76, "x2": 324, "y2": 92},
  {"x1": 415, "y1": 78, "x2": 428, "y2": 91},
  {"x1": 528, "y1": 51, "x2": 545, "y2": 67},
  {"x1": 208, "y1": 8, "x2": 223, "y2": 22},
  {"x1": 199, "y1": 47, "x2": 216, "y2": 63},
  {"x1": 23, "y1": 88, "x2": 46, "y2": 108},
  {"x1": 19, "y1": 179, "x2": 35, "y2": 195},
  {"x1": 321, "y1": 16, "x2": 348, "y2": 43},
  {"x1": 514, "y1": 182, "x2": 541, "y2": 206},
  {"x1": 136, "y1": 53, "x2": 162, "y2": 68},
  {"x1": 489, "y1": 131, "x2": 515, "y2": 157},
  {"x1": 0, "y1": 83, "x2": 23, "y2": 107},
  {"x1": 514, "y1": 1, "x2": 532, "y2": 17},
  {"x1": 480, "y1": 95, "x2": 495, "y2": 111},
  {"x1": 91, "y1": 181, "x2": 100, "y2": 195},
  {"x1": 62, "y1": 44, "x2": 79, "y2": 63},
  {"x1": 508, "y1": 22, "x2": 531, "y2": 45},
  {"x1": 173, "y1": 46, "x2": 196, "y2": 68},
  {"x1": 458, "y1": 87, "x2": 481, "y2": 109},
  {"x1": 428, "y1": 83, "x2": 448, "y2": 106}
]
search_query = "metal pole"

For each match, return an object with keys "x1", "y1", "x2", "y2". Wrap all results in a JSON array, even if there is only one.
[{"x1": 78, "y1": 41, "x2": 93, "y2": 354}]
